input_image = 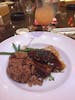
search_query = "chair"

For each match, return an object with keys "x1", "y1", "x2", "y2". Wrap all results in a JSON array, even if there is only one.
[{"x1": 0, "y1": 3, "x2": 10, "y2": 25}]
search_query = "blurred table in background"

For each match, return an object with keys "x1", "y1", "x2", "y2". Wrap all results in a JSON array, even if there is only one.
[{"x1": 0, "y1": 1, "x2": 75, "y2": 42}]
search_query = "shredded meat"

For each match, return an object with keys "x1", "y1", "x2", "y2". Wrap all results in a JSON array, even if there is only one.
[{"x1": 7, "y1": 52, "x2": 43, "y2": 86}]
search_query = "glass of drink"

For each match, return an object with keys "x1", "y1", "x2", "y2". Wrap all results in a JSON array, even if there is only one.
[
  {"x1": 35, "y1": 0, "x2": 54, "y2": 30},
  {"x1": 19, "y1": 0, "x2": 35, "y2": 27}
]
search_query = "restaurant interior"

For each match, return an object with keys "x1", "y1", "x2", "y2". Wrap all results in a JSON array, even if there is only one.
[
  {"x1": 0, "y1": 0, "x2": 75, "y2": 41},
  {"x1": 0, "y1": 1, "x2": 75, "y2": 100}
]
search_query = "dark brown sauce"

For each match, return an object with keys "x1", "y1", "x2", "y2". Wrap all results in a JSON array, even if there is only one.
[{"x1": 28, "y1": 49, "x2": 64, "y2": 71}]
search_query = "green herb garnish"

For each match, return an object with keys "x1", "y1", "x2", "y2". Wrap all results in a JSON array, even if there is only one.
[
  {"x1": 17, "y1": 44, "x2": 21, "y2": 51},
  {"x1": 0, "y1": 52, "x2": 14, "y2": 55},
  {"x1": 22, "y1": 48, "x2": 34, "y2": 52},
  {"x1": 12, "y1": 43, "x2": 18, "y2": 51},
  {"x1": 0, "y1": 44, "x2": 36, "y2": 55},
  {"x1": 49, "y1": 74, "x2": 55, "y2": 81}
]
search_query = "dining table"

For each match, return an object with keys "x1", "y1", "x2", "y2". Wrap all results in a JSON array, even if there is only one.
[{"x1": 0, "y1": 1, "x2": 75, "y2": 42}]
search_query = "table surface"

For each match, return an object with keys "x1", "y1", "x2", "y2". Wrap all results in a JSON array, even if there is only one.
[{"x1": 0, "y1": 2, "x2": 75, "y2": 42}]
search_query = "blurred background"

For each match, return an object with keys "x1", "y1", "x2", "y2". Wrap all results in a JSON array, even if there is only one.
[{"x1": 0, "y1": 0, "x2": 75, "y2": 41}]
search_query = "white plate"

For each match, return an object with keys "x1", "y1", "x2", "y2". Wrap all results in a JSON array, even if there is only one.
[
  {"x1": 51, "y1": 27, "x2": 75, "y2": 34},
  {"x1": 0, "y1": 32, "x2": 75, "y2": 100},
  {"x1": 16, "y1": 28, "x2": 29, "y2": 35}
]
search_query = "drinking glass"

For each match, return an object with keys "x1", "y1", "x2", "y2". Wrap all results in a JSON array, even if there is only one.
[
  {"x1": 19, "y1": 0, "x2": 35, "y2": 27},
  {"x1": 35, "y1": 0, "x2": 55, "y2": 30}
]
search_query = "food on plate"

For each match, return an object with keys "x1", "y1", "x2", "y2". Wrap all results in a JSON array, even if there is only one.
[{"x1": 7, "y1": 45, "x2": 65, "y2": 87}]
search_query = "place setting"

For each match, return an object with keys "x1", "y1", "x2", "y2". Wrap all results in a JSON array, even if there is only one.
[{"x1": 0, "y1": 0, "x2": 75, "y2": 100}]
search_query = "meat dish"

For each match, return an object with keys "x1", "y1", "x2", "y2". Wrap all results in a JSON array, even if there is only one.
[{"x1": 7, "y1": 45, "x2": 65, "y2": 87}]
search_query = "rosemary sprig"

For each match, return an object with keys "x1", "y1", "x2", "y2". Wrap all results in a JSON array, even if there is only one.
[
  {"x1": 22, "y1": 48, "x2": 34, "y2": 52},
  {"x1": 12, "y1": 43, "x2": 18, "y2": 51},
  {"x1": 0, "y1": 52, "x2": 14, "y2": 55},
  {"x1": 0, "y1": 44, "x2": 36, "y2": 55},
  {"x1": 17, "y1": 44, "x2": 21, "y2": 51}
]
